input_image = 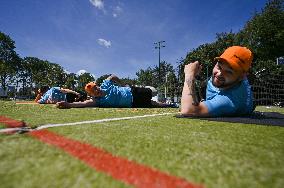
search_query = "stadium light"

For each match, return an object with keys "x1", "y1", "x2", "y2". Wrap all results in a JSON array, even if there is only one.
[{"x1": 154, "y1": 41, "x2": 166, "y2": 84}]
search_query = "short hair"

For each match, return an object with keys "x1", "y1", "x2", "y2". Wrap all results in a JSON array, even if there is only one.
[{"x1": 39, "y1": 86, "x2": 50, "y2": 94}]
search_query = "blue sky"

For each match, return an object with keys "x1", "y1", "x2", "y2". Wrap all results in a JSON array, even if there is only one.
[{"x1": 0, "y1": 0, "x2": 267, "y2": 79}]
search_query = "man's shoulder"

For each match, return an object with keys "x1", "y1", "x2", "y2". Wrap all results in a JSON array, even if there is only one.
[
  {"x1": 101, "y1": 79, "x2": 114, "y2": 88},
  {"x1": 49, "y1": 87, "x2": 61, "y2": 92}
]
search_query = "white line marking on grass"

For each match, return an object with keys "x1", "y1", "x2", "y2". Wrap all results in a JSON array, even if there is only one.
[
  {"x1": 35, "y1": 113, "x2": 175, "y2": 130},
  {"x1": 0, "y1": 127, "x2": 31, "y2": 133}
]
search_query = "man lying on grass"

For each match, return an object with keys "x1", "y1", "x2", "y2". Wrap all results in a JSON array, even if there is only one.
[
  {"x1": 35, "y1": 86, "x2": 86, "y2": 104},
  {"x1": 56, "y1": 74, "x2": 177, "y2": 109},
  {"x1": 180, "y1": 46, "x2": 254, "y2": 117}
]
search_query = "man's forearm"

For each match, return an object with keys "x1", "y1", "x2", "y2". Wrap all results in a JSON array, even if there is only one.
[
  {"x1": 180, "y1": 75, "x2": 199, "y2": 114},
  {"x1": 34, "y1": 94, "x2": 42, "y2": 102},
  {"x1": 186, "y1": 78, "x2": 199, "y2": 106},
  {"x1": 61, "y1": 89, "x2": 80, "y2": 96},
  {"x1": 69, "y1": 100, "x2": 96, "y2": 108},
  {"x1": 108, "y1": 74, "x2": 121, "y2": 85}
]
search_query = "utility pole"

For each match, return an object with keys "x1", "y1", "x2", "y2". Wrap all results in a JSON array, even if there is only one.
[
  {"x1": 164, "y1": 72, "x2": 170, "y2": 99},
  {"x1": 154, "y1": 41, "x2": 166, "y2": 84}
]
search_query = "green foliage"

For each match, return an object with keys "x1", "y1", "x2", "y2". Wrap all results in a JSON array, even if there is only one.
[
  {"x1": 136, "y1": 68, "x2": 154, "y2": 86},
  {"x1": 0, "y1": 31, "x2": 98, "y2": 98},
  {"x1": 77, "y1": 72, "x2": 95, "y2": 91},
  {"x1": 237, "y1": 0, "x2": 284, "y2": 61},
  {"x1": 120, "y1": 77, "x2": 137, "y2": 86},
  {"x1": 0, "y1": 31, "x2": 21, "y2": 91},
  {"x1": 64, "y1": 73, "x2": 77, "y2": 90},
  {"x1": 47, "y1": 63, "x2": 66, "y2": 86},
  {"x1": 95, "y1": 74, "x2": 137, "y2": 87},
  {"x1": 96, "y1": 74, "x2": 111, "y2": 86},
  {"x1": 135, "y1": 61, "x2": 178, "y2": 99},
  {"x1": 20, "y1": 57, "x2": 67, "y2": 96}
]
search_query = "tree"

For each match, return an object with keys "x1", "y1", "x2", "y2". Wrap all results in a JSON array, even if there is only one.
[
  {"x1": 155, "y1": 61, "x2": 177, "y2": 98},
  {"x1": 64, "y1": 73, "x2": 77, "y2": 90},
  {"x1": 235, "y1": 0, "x2": 284, "y2": 85},
  {"x1": 23, "y1": 57, "x2": 49, "y2": 88},
  {"x1": 96, "y1": 74, "x2": 136, "y2": 86},
  {"x1": 237, "y1": 0, "x2": 284, "y2": 61},
  {"x1": 120, "y1": 77, "x2": 137, "y2": 86},
  {"x1": 135, "y1": 61, "x2": 178, "y2": 99},
  {"x1": 136, "y1": 68, "x2": 154, "y2": 86},
  {"x1": 46, "y1": 62, "x2": 66, "y2": 86},
  {"x1": 0, "y1": 31, "x2": 21, "y2": 91},
  {"x1": 77, "y1": 72, "x2": 95, "y2": 91}
]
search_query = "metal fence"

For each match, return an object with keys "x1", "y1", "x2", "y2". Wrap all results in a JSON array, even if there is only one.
[{"x1": 252, "y1": 73, "x2": 284, "y2": 106}]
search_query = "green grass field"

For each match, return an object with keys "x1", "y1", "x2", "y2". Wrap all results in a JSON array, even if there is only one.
[{"x1": 0, "y1": 101, "x2": 284, "y2": 188}]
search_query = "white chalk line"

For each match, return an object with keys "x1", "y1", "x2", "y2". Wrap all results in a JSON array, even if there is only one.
[
  {"x1": 0, "y1": 127, "x2": 31, "y2": 133},
  {"x1": 0, "y1": 113, "x2": 175, "y2": 133}
]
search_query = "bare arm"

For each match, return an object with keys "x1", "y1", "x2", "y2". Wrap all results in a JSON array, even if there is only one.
[
  {"x1": 56, "y1": 99, "x2": 97, "y2": 109},
  {"x1": 180, "y1": 61, "x2": 209, "y2": 116},
  {"x1": 107, "y1": 74, "x2": 121, "y2": 85},
  {"x1": 60, "y1": 88, "x2": 80, "y2": 95},
  {"x1": 34, "y1": 93, "x2": 42, "y2": 103}
]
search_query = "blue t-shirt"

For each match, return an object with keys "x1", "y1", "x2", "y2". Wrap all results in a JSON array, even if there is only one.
[
  {"x1": 38, "y1": 87, "x2": 66, "y2": 104},
  {"x1": 94, "y1": 80, "x2": 133, "y2": 107},
  {"x1": 203, "y1": 77, "x2": 254, "y2": 117}
]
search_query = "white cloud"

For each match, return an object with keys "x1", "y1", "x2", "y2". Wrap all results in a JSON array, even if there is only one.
[
  {"x1": 97, "y1": 38, "x2": 111, "y2": 48},
  {"x1": 76, "y1": 70, "x2": 96, "y2": 80},
  {"x1": 64, "y1": 69, "x2": 71, "y2": 74},
  {"x1": 76, "y1": 69, "x2": 87, "y2": 75},
  {"x1": 91, "y1": 74, "x2": 96, "y2": 80},
  {"x1": 112, "y1": 6, "x2": 123, "y2": 18},
  {"x1": 89, "y1": 0, "x2": 104, "y2": 10}
]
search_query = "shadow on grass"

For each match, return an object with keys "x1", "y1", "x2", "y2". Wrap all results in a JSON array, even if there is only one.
[{"x1": 175, "y1": 111, "x2": 284, "y2": 127}]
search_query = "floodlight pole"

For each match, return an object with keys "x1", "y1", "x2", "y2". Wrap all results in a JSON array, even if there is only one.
[{"x1": 154, "y1": 41, "x2": 166, "y2": 84}]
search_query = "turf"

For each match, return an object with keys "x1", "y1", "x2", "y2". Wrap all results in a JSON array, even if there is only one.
[
  {"x1": 0, "y1": 101, "x2": 177, "y2": 128},
  {"x1": 0, "y1": 123, "x2": 5, "y2": 129},
  {"x1": 0, "y1": 101, "x2": 284, "y2": 188}
]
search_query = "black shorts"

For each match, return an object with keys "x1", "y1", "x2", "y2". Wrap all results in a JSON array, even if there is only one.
[
  {"x1": 131, "y1": 87, "x2": 153, "y2": 108},
  {"x1": 66, "y1": 93, "x2": 78, "y2": 103}
]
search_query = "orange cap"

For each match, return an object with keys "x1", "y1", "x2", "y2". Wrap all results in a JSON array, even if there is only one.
[
  {"x1": 84, "y1": 82, "x2": 97, "y2": 96},
  {"x1": 214, "y1": 46, "x2": 253, "y2": 72}
]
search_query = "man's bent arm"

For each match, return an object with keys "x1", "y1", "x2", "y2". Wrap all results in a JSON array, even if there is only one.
[
  {"x1": 107, "y1": 74, "x2": 121, "y2": 85},
  {"x1": 60, "y1": 88, "x2": 80, "y2": 96},
  {"x1": 180, "y1": 63, "x2": 209, "y2": 116}
]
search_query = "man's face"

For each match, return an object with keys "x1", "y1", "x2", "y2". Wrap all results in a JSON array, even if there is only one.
[
  {"x1": 88, "y1": 85, "x2": 104, "y2": 97},
  {"x1": 212, "y1": 61, "x2": 243, "y2": 89}
]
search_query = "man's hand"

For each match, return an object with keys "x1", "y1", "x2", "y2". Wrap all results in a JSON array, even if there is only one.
[
  {"x1": 107, "y1": 74, "x2": 121, "y2": 85},
  {"x1": 56, "y1": 101, "x2": 71, "y2": 109},
  {"x1": 180, "y1": 61, "x2": 209, "y2": 116},
  {"x1": 184, "y1": 61, "x2": 202, "y2": 77}
]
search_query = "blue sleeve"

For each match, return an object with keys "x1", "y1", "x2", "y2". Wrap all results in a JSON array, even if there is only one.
[
  {"x1": 38, "y1": 87, "x2": 60, "y2": 104},
  {"x1": 100, "y1": 80, "x2": 113, "y2": 89},
  {"x1": 38, "y1": 93, "x2": 49, "y2": 104},
  {"x1": 203, "y1": 95, "x2": 236, "y2": 117}
]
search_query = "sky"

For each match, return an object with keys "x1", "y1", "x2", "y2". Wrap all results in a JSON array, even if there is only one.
[{"x1": 0, "y1": 0, "x2": 267, "y2": 79}]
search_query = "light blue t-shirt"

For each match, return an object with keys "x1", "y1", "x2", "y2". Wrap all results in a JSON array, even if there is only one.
[
  {"x1": 95, "y1": 80, "x2": 133, "y2": 107},
  {"x1": 203, "y1": 77, "x2": 254, "y2": 117},
  {"x1": 38, "y1": 87, "x2": 66, "y2": 104}
]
